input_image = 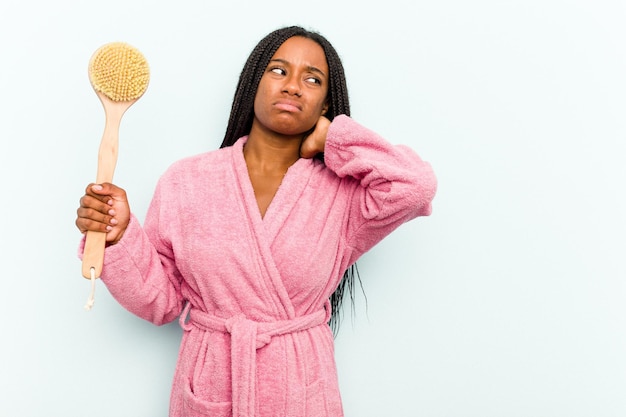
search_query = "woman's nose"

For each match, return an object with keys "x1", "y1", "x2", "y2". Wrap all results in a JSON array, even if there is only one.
[{"x1": 283, "y1": 76, "x2": 302, "y2": 97}]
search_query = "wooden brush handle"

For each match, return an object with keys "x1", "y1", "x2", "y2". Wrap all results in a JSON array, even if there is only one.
[
  {"x1": 82, "y1": 231, "x2": 107, "y2": 278},
  {"x1": 82, "y1": 94, "x2": 135, "y2": 279}
]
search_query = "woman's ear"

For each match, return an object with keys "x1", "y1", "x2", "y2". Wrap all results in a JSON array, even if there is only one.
[{"x1": 321, "y1": 101, "x2": 329, "y2": 115}]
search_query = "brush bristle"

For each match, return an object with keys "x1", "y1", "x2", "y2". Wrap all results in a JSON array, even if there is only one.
[{"x1": 88, "y1": 42, "x2": 150, "y2": 102}]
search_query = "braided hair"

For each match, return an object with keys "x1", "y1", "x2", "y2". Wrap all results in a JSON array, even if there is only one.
[{"x1": 220, "y1": 26, "x2": 360, "y2": 334}]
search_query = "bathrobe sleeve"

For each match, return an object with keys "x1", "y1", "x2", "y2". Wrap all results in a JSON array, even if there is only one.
[
  {"x1": 323, "y1": 115, "x2": 437, "y2": 265},
  {"x1": 90, "y1": 180, "x2": 185, "y2": 325}
]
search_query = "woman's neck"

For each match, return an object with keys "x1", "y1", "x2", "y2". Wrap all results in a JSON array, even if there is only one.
[{"x1": 244, "y1": 127, "x2": 303, "y2": 175}]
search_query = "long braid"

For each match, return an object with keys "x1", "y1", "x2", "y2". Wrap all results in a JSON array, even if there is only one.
[{"x1": 221, "y1": 26, "x2": 361, "y2": 334}]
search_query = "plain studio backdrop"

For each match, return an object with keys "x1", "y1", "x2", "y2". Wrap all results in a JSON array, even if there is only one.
[{"x1": 1, "y1": 0, "x2": 625, "y2": 416}]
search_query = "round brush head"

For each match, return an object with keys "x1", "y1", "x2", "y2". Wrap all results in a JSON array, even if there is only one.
[{"x1": 88, "y1": 42, "x2": 150, "y2": 102}]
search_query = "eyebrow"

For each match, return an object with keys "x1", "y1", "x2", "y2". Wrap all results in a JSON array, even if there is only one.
[{"x1": 269, "y1": 58, "x2": 327, "y2": 79}]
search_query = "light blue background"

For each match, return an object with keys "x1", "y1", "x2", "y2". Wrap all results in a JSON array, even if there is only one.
[{"x1": 1, "y1": 0, "x2": 625, "y2": 416}]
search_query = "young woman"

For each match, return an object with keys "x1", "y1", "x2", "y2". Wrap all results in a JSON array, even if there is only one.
[{"x1": 76, "y1": 25, "x2": 437, "y2": 417}]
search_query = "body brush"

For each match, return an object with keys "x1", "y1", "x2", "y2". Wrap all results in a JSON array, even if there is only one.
[{"x1": 82, "y1": 42, "x2": 150, "y2": 309}]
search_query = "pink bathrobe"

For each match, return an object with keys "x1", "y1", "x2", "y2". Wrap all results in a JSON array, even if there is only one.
[{"x1": 95, "y1": 115, "x2": 437, "y2": 417}]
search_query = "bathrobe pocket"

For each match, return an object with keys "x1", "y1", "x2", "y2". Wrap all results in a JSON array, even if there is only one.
[
  {"x1": 306, "y1": 377, "x2": 344, "y2": 416},
  {"x1": 305, "y1": 379, "x2": 327, "y2": 415},
  {"x1": 183, "y1": 376, "x2": 231, "y2": 417}
]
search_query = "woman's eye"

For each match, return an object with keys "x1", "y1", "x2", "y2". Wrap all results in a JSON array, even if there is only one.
[
  {"x1": 270, "y1": 67, "x2": 285, "y2": 75},
  {"x1": 306, "y1": 76, "x2": 321, "y2": 85}
]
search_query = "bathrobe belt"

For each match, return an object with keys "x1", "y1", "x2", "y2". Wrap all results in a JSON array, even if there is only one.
[{"x1": 180, "y1": 301, "x2": 332, "y2": 417}]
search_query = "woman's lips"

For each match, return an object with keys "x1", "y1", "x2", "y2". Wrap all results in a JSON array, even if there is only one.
[{"x1": 274, "y1": 100, "x2": 302, "y2": 112}]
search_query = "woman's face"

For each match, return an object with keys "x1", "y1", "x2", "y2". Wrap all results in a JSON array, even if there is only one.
[{"x1": 252, "y1": 36, "x2": 329, "y2": 137}]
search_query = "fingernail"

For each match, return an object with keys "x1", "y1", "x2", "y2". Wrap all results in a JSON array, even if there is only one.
[
  {"x1": 108, "y1": 209, "x2": 116, "y2": 216},
  {"x1": 92, "y1": 184, "x2": 103, "y2": 191},
  {"x1": 107, "y1": 199, "x2": 114, "y2": 205},
  {"x1": 110, "y1": 218, "x2": 118, "y2": 225},
  {"x1": 106, "y1": 225, "x2": 112, "y2": 231}
]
